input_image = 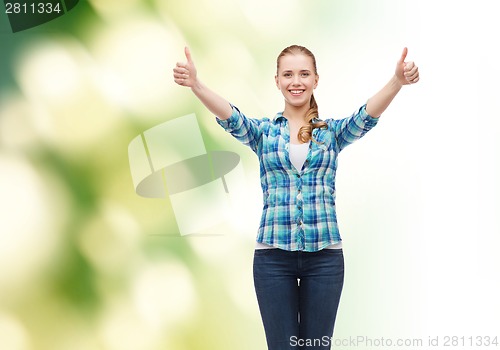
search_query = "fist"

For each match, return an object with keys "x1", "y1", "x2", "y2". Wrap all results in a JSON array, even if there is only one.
[{"x1": 173, "y1": 47, "x2": 197, "y2": 87}]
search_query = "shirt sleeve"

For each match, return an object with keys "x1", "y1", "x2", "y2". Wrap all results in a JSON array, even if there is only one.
[
  {"x1": 327, "y1": 104, "x2": 379, "y2": 151},
  {"x1": 215, "y1": 104, "x2": 264, "y2": 153}
]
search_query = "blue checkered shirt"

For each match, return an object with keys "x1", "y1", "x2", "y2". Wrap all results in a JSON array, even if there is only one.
[{"x1": 216, "y1": 104, "x2": 379, "y2": 252}]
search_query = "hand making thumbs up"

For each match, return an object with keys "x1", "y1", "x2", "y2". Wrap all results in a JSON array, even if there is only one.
[
  {"x1": 395, "y1": 47, "x2": 419, "y2": 85},
  {"x1": 173, "y1": 46, "x2": 198, "y2": 88},
  {"x1": 171, "y1": 46, "x2": 233, "y2": 119}
]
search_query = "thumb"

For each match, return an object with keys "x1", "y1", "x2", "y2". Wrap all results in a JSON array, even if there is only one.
[
  {"x1": 185, "y1": 46, "x2": 193, "y2": 64},
  {"x1": 399, "y1": 47, "x2": 408, "y2": 64}
]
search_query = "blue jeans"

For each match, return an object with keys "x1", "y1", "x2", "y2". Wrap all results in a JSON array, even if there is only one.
[{"x1": 253, "y1": 248, "x2": 344, "y2": 350}]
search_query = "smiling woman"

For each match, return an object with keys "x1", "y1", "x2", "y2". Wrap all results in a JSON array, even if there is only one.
[{"x1": 173, "y1": 44, "x2": 419, "y2": 350}]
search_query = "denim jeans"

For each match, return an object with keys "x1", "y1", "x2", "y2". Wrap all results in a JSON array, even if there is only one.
[{"x1": 253, "y1": 248, "x2": 344, "y2": 350}]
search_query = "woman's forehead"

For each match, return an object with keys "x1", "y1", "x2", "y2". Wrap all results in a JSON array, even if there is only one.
[{"x1": 278, "y1": 54, "x2": 315, "y2": 71}]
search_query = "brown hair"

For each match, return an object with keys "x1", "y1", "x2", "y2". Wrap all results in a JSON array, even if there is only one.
[{"x1": 277, "y1": 45, "x2": 327, "y2": 143}]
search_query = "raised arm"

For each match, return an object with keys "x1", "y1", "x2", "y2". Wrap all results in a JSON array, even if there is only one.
[
  {"x1": 173, "y1": 47, "x2": 233, "y2": 120},
  {"x1": 365, "y1": 47, "x2": 420, "y2": 118}
]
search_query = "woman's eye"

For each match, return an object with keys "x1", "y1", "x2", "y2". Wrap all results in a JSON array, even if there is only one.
[
  {"x1": 301, "y1": 73, "x2": 310, "y2": 77},
  {"x1": 284, "y1": 73, "x2": 292, "y2": 78}
]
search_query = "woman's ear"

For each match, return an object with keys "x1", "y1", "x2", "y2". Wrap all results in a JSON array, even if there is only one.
[
  {"x1": 275, "y1": 75, "x2": 279, "y2": 89},
  {"x1": 314, "y1": 74, "x2": 319, "y2": 89}
]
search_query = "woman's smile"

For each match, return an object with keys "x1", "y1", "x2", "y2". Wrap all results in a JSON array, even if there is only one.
[{"x1": 289, "y1": 89, "x2": 305, "y2": 96}]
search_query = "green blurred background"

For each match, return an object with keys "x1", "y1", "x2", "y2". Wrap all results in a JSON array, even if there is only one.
[{"x1": 1, "y1": 0, "x2": 499, "y2": 349}]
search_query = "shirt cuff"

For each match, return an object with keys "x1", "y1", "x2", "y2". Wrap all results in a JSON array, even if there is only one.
[
  {"x1": 359, "y1": 104, "x2": 379, "y2": 124},
  {"x1": 216, "y1": 104, "x2": 241, "y2": 132}
]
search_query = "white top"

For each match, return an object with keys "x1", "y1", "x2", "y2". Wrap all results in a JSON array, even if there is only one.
[
  {"x1": 289, "y1": 141, "x2": 310, "y2": 172},
  {"x1": 255, "y1": 141, "x2": 342, "y2": 250}
]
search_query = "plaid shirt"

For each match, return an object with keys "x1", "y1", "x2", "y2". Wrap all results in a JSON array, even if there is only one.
[{"x1": 216, "y1": 104, "x2": 379, "y2": 252}]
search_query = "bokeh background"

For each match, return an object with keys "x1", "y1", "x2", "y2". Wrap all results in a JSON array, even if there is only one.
[{"x1": 1, "y1": 0, "x2": 499, "y2": 349}]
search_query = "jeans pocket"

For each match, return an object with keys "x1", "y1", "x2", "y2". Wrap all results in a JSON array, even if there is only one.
[{"x1": 321, "y1": 248, "x2": 343, "y2": 255}]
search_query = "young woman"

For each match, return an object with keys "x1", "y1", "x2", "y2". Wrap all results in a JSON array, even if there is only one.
[{"x1": 173, "y1": 45, "x2": 419, "y2": 350}]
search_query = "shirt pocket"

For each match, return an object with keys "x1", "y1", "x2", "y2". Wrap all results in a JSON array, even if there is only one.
[
  {"x1": 311, "y1": 128, "x2": 333, "y2": 151},
  {"x1": 309, "y1": 130, "x2": 334, "y2": 166}
]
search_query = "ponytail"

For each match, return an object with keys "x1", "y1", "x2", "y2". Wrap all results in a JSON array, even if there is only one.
[{"x1": 298, "y1": 94, "x2": 327, "y2": 143}]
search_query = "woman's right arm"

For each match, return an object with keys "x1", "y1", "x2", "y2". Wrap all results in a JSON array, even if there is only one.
[{"x1": 173, "y1": 47, "x2": 232, "y2": 120}]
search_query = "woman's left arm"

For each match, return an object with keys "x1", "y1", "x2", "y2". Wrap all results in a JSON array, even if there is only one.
[{"x1": 366, "y1": 47, "x2": 419, "y2": 118}]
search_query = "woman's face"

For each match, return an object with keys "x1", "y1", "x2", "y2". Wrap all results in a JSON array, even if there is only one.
[{"x1": 275, "y1": 53, "x2": 318, "y2": 109}]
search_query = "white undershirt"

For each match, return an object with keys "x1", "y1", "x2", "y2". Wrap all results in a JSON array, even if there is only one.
[
  {"x1": 255, "y1": 141, "x2": 342, "y2": 250},
  {"x1": 289, "y1": 141, "x2": 310, "y2": 172}
]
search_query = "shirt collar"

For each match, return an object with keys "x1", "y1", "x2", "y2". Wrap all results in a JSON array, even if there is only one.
[{"x1": 273, "y1": 112, "x2": 323, "y2": 124}]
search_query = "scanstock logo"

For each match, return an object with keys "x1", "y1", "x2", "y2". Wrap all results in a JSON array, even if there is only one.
[{"x1": 4, "y1": 0, "x2": 80, "y2": 33}]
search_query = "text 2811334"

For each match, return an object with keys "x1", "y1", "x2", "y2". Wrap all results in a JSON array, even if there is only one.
[{"x1": 5, "y1": 2, "x2": 62, "y2": 14}]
